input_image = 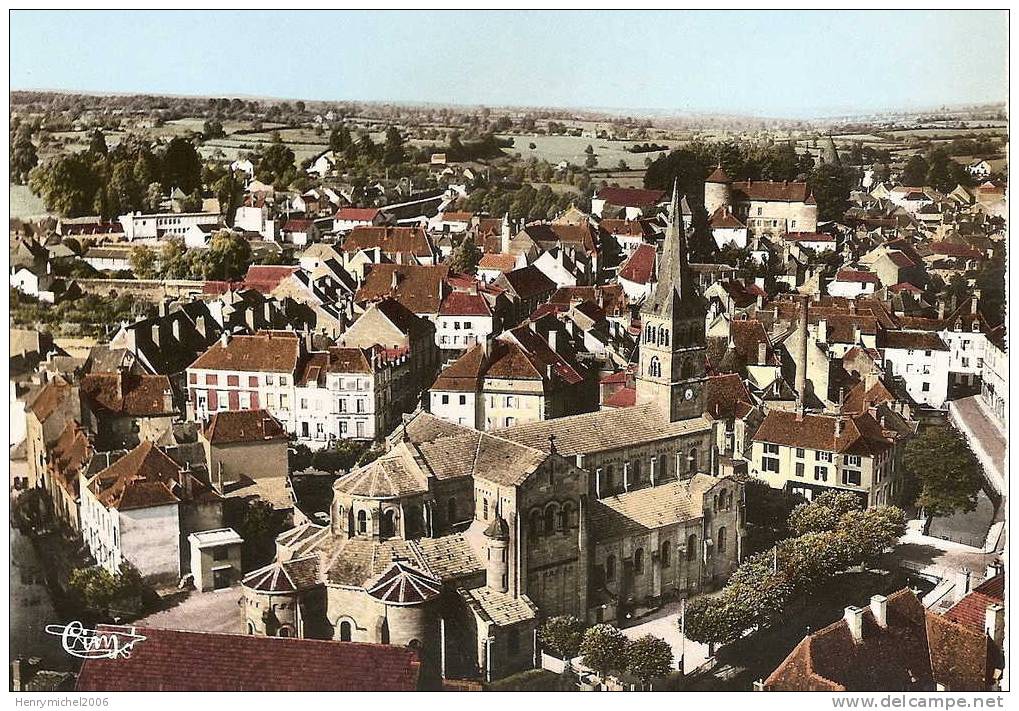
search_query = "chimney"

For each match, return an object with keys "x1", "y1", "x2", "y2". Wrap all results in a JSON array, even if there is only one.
[
  {"x1": 501, "y1": 213, "x2": 511, "y2": 254},
  {"x1": 757, "y1": 341, "x2": 767, "y2": 365},
  {"x1": 547, "y1": 328, "x2": 558, "y2": 353},
  {"x1": 870, "y1": 595, "x2": 888, "y2": 628},
  {"x1": 835, "y1": 417, "x2": 845, "y2": 438},
  {"x1": 116, "y1": 365, "x2": 127, "y2": 401},
  {"x1": 844, "y1": 606, "x2": 864, "y2": 643},
  {"x1": 937, "y1": 300, "x2": 946, "y2": 320},
  {"x1": 985, "y1": 603, "x2": 1005, "y2": 646},
  {"x1": 970, "y1": 294, "x2": 979, "y2": 315},
  {"x1": 985, "y1": 560, "x2": 1004, "y2": 580},
  {"x1": 956, "y1": 568, "x2": 972, "y2": 599},
  {"x1": 852, "y1": 324, "x2": 861, "y2": 344}
]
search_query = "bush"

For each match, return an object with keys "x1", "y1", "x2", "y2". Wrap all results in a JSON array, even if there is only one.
[{"x1": 538, "y1": 615, "x2": 585, "y2": 659}]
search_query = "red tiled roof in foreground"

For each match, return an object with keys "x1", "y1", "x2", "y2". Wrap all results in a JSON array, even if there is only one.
[
  {"x1": 618, "y1": 243, "x2": 657, "y2": 285},
  {"x1": 944, "y1": 574, "x2": 1004, "y2": 631},
  {"x1": 602, "y1": 386, "x2": 636, "y2": 409},
  {"x1": 75, "y1": 626, "x2": 422, "y2": 691}
]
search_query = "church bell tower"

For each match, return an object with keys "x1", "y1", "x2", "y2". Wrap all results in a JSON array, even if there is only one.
[{"x1": 636, "y1": 181, "x2": 707, "y2": 422}]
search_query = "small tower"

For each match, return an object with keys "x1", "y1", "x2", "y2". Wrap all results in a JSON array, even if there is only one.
[
  {"x1": 484, "y1": 515, "x2": 510, "y2": 593},
  {"x1": 704, "y1": 164, "x2": 732, "y2": 216},
  {"x1": 500, "y1": 212, "x2": 511, "y2": 254},
  {"x1": 636, "y1": 181, "x2": 707, "y2": 422},
  {"x1": 820, "y1": 134, "x2": 841, "y2": 167}
]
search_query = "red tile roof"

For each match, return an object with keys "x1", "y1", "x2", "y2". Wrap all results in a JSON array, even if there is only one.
[
  {"x1": 709, "y1": 206, "x2": 745, "y2": 229},
  {"x1": 343, "y1": 226, "x2": 433, "y2": 259},
  {"x1": 753, "y1": 409, "x2": 893, "y2": 456},
  {"x1": 334, "y1": 207, "x2": 380, "y2": 222},
  {"x1": 189, "y1": 332, "x2": 301, "y2": 374},
  {"x1": 930, "y1": 242, "x2": 983, "y2": 259},
  {"x1": 595, "y1": 187, "x2": 666, "y2": 207},
  {"x1": 203, "y1": 409, "x2": 287, "y2": 445},
  {"x1": 887, "y1": 282, "x2": 922, "y2": 294},
  {"x1": 944, "y1": 574, "x2": 1004, "y2": 631},
  {"x1": 835, "y1": 269, "x2": 881, "y2": 285},
  {"x1": 49, "y1": 421, "x2": 92, "y2": 499},
  {"x1": 356, "y1": 263, "x2": 450, "y2": 315},
  {"x1": 439, "y1": 290, "x2": 492, "y2": 317},
  {"x1": 599, "y1": 218, "x2": 650, "y2": 237},
  {"x1": 75, "y1": 625, "x2": 422, "y2": 691},
  {"x1": 477, "y1": 253, "x2": 517, "y2": 273},
  {"x1": 704, "y1": 374, "x2": 755, "y2": 420},
  {"x1": 602, "y1": 386, "x2": 636, "y2": 408},
  {"x1": 733, "y1": 180, "x2": 813, "y2": 203},
  {"x1": 80, "y1": 372, "x2": 175, "y2": 417},
  {"x1": 88, "y1": 441, "x2": 218, "y2": 511},
  {"x1": 282, "y1": 219, "x2": 314, "y2": 232},
  {"x1": 28, "y1": 378, "x2": 72, "y2": 421},
  {"x1": 877, "y1": 330, "x2": 949, "y2": 352},
  {"x1": 706, "y1": 165, "x2": 731, "y2": 183},
  {"x1": 242, "y1": 265, "x2": 299, "y2": 293},
  {"x1": 785, "y1": 231, "x2": 835, "y2": 243},
  {"x1": 618, "y1": 243, "x2": 657, "y2": 285}
]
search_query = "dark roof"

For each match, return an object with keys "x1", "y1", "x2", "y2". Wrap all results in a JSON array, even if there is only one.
[
  {"x1": 704, "y1": 374, "x2": 756, "y2": 420},
  {"x1": 80, "y1": 372, "x2": 175, "y2": 417},
  {"x1": 944, "y1": 574, "x2": 1004, "y2": 631},
  {"x1": 618, "y1": 243, "x2": 657, "y2": 285},
  {"x1": 203, "y1": 409, "x2": 287, "y2": 445},
  {"x1": 88, "y1": 441, "x2": 218, "y2": 511},
  {"x1": 753, "y1": 410, "x2": 893, "y2": 456},
  {"x1": 343, "y1": 226, "x2": 433, "y2": 259},
  {"x1": 439, "y1": 290, "x2": 492, "y2": 317},
  {"x1": 75, "y1": 625, "x2": 421, "y2": 691},
  {"x1": 732, "y1": 180, "x2": 813, "y2": 204},
  {"x1": 356, "y1": 263, "x2": 449, "y2": 315},
  {"x1": 500, "y1": 265, "x2": 557, "y2": 300},
  {"x1": 878, "y1": 330, "x2": 949, "y2": 351},
  {"x1": 706, "y1": 165, "x2": 731, "y2": 184},
  {"x1": 365, "y1": 561, "x2": 443, "y2": 605},
  {"x1": 189, "y1": 332, "x2": 301, "y2": 373}
]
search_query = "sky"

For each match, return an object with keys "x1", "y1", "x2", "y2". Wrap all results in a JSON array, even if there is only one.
[{"x1": 9, "y1": 10, "x2": 1008, "y2": 118}]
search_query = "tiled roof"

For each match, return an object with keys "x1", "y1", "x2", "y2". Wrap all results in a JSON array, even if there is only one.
[
  {"x1": 589, "y1": 475, "x2": 721, "y2": 539},
  {"x1": 460, "y1": 587, "x2": 539, "y2": 627},
  {"x1": 49, "y1": 421, "x2": 93, "y2": 499},
  {"x1": 704, "y1": 374, "x2": 756, "y2": 420},
  {"x1": 930, "y1": 242, "x2": 983, "y2": 259},
  {"x1": 732, "y1": 180, "x2": 813, "y2": 203},
  {"x1": 282, "y1": 219, "x2": 314, "y2": 232},
  {"x1": 599, "y1": 218, "x2": 651, "y2": 237},
  {"x1": 764, "y1": 589, "x2": 994, "y2": 692},
  {"x1": 75, "y1": 625, "x2": 421, "y2": 691},
  {"x1": 431, "y1": 342, "x2": 489, "y2": 392},
  {"x1": 842, "y1": 378, "x2": 896, "y2": 415},
  {"x1": 709, "y1": 206, "x2": 745, "y2": 229},
  {"x1": 618, "y1": 243, "x2": 657, "y2": 285},
  {"x1": 439, "y1": 290, "x2": 492, "y2": 317},
  {"x1": 753, "y1": 410, "x2": 893, "y2": 456},
  {"x1": 87, "y1": 441, "x2": 218, "y2": 511},
  {"x1": 335, "y1": 207, "x2": 380, "y2": 221},
  {"x1": 477, "y1": 253, "x2": 517, "y2": 272},
  {"x1": 497, "y1": 404, "x2": 712, "y2": 456},
  {"x1": 706, "y1": 165, "x2": 731, "y2": 183},
  {"x1": 835, "y1": 269, "x2": 881, "y2": 285},
  {"x1": 242, "y1": 556, "x2": 320, "y2": 593},
  {"x1": 296, "y1": 347, "x2": 375, "y2": 386},
  {"x1": 595, "y1": 187, "x2": 666, "y2": 207},
  {"x1": 80, "y1": 372, "x2": 175, "y2": 417},
  {"x1": 785, "y1": 231, "x2": 835, "y2": 243},
  {"x1": 602, "y1": 386, "x2": 636, "y2": 409},
  {"x1": 203, "y1": 409, "x2": 287, "y2": 445},
  {"x1": 242, "y1": 265, "x2": 299, "y2": 293},
  {"x1": 944, "y1": 574, "x2": 1004, "y2": 631},
  {"x1": 28, "y1": 377, "x2": 72, "y2": 421},
  {"x1": 333, "y1": 451, "x2": 429, "y2": 497},
  {"x1": 189, "y1": 332, "x2": 301, "y2": 373},
  {"x1": 343, "y1": 226, "x2": 433, "y2": 258},
  {"x1": 356, "y1": 264, "x2": 449, "y2": 315},
  {"x1": 520, "y1": 223, "x2": 599, "y2": 254},
  {"x1": 877, "y1": 330, "x2": 949, "y2": 351},
  {"x1": 365, "y1": 561, "x2": 442, "y2": 604}
]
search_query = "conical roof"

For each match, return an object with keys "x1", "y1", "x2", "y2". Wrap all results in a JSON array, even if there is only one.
[
  {"x1": 641, "y1": 180, "x2": 698, "y2": 318},
  {"x1": 706, "y1": 164, "x2": 731, "y2": 183},
  {"x1": 484, "y1": 515, "x2": 510, "y2": 540},
  {"x1": 365, "y1": 560, "x2": 442, "y2": 605}
]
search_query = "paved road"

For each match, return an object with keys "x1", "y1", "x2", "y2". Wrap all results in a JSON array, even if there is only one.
[
  {"x1": 619, "y1": 600, "x2": 711, "y2": 673},
  {"x1": 950, "y1": 396, "x2": 1006, "y2": 493},
  {"x1": 10, "y1": 525, "x2": 71, "y2": 669},
  {"x1": 136, "y1": 585, "x2": 245, "y2": 634},
  {"x1": 889, "y1": 520, "x2": 999, "y2": 582}
]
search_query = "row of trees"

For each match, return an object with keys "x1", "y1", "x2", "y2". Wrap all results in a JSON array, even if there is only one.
[
  {"x1": 539, "y1": 616, "x2": 674, "y2": 687},
  {"x1": 129, "y1": 232, "x2": 253, "y2": 282},
  {"x1": 900, "y1": 147, "x2": 977, "y2": 192},
  {"x1": 28, "y1": 132, "x2": 203, "y2": 218},
  {"x1": 460, "y1": 183, "x2": 586, "y2": 223},
  {"x1": 684, "y1": 492, "x2": 906, "y2": 647},
  {"x1": 67, "y1": 562, "x2": 146, "y2": 620}
]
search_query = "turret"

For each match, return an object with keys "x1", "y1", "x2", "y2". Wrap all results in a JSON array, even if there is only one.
[
  {"x1": 484, "y1": 515, "x2": 510, "y2": 593},
  {"x1": 704, "y1": 164, "x2": 732, "y2": 215}
]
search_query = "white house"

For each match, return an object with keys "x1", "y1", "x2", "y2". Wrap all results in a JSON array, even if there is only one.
[
  {"x1": 967, "y1": 159, "x2": 992, "y2": 179},
  {"x1": 428, "y1": 211, "x2": 473, "y2": 234},
  {"x1": 878, "y1": 330, "x2": 951, "y2": 409},
  {"x1": 333, "y1": 207, "x2": 383, "y2": 234},
  {"x1": 281, "y1": 219, "x2": 320, "y2": 247},
  {"x1": 980, "y1": 330, "x2": 1007, "y2": 428},
  {"x1": 119, "y1": 211, "x2": 221, "y2": 242},
  {"x1": 307, "y1": 151, "x2": 338, "y2": 179},
  {"x1": 709, "y1": 206, "x2": 749, "y2": 249},
  {"x1": 183, "y1": 223, "x2": 218, "y2": 249},
  {"x1": 233, "y1": 205, "x2": 278, "y2": 241},
  {"x1": 82, "y1": 246, "x2": 133, "y2": 273},
  {"x1": 436, "y1": 289, "x2": 497, "y2": 353},
  {"x1": 10, "y1": 263, "x2": 57, "y2": 303},
  {"x1": 783, "y1": 232, "x2": 837, "y2": 253},
  {"x1": 828, "y1": 269, "x2": 881, "y2": 299}
]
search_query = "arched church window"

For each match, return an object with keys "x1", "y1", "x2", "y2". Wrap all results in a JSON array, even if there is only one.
[
  {"x1": 357, "y1": 510, "x2": 367, "y2": 535},
  {"x1": 650, "y1": 356, "x2": 662, "y2": 378},
  {"x1": 634, "y1": 548, "x2": 645, "y2": 575},
  {"x1": 543, "y1": 505, "x2": 557, "y2": 535},
  {"x1": 658, "y1": 325, "x2": 669, "y2": 346},
  {"x1": 687, "y1": 534, "x2": 697, "y2": 561},
  {"x1": 339, "y1": 621, "x2": 352, "y2": 642},
  {"x1": 380, "y1": 509, "x2": 396, "y2": 539}
]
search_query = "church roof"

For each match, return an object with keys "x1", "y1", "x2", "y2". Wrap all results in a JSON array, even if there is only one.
[
  {"x1": 640, "y1": 181, "x2": 702, "y2": 319},
  {"x1": 365, "y1": 560, "x2": 442, "y2": 605}
]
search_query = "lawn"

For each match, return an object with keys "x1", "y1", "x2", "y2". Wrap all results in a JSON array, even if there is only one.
[
  {"x1": 10, "y1": 185, "x2": 50, "y2": 219},
  {"x1": 496, "y1": 133, "x2": 682, "y2": 168}
]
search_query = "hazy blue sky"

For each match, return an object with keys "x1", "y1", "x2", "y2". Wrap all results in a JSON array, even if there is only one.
[{"x1": 10, "y1": 10, "x2": 1007, "y2": 117}]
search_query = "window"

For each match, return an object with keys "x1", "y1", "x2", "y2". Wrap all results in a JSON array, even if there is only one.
[
  {"x1": 277, "y1": 625, "x2": 293, "y2": 638},
  {"x1": 529, "y1": 510, "x2": 542, "y2": 537},
  {"x1": 459, "y1": 395, "x2": 466, "y2": 405},
  {"x1": 205, "y1": 374, "x2": 218, "y2": 385},
  {"x1": 763, "y1": 456, "x2": 780, "y2": 473},
  {"x1": 559, "y1": 503, "x2": 573, "y2": 530},
  {"x1": 842, "y1": 469, "x2": 862, "y2": 486},
  {"x1": 844, "y1": 454, "x2": 861, "y2": 467},
  {"x1": 795, "y1": 462, "x2": 805, "y2": 477},
  {"x1": 633, "y1": 548, "x2": 645, "y2": 575},
  {"x1": 717, "y1": 527, "x2": 727, "y2": 553},
  {"x1": 688, "y1": 448, "x2": 698, "y2": 473},
  {"x1": 795, "y1": 448, "x2": 805, "y2": 459},
  {"x1": 357, "y1": 510, "x2": 367, "y2": 534},
  {"x1": 505, "y1": 395, "x2": 516, "y2": 408},
  {"x1": 227, "y1": 375, "x2": 239, "y2": 386},
  {"x1": 815, "y1": 451, "x2": 833, "y2": 462},
  {"x1": 213, "y1": 546, "x2": 229, "y2": 561},
  {"x1": 483, "y1": 498, "x2": 489, "y2": 520},
  {"x1": 605, "y1": 555, "x2": 616, "y2": 582},
  {"x1": 189, "y1": 373, "x2": 197, "y2": 384},
  {"x1": 339, "y1": 621, "x2": 352, "y2": 642},
  {"x1": 441, "y1": 394, "x2": 449, "y2": 405},
  {"x1": 661, "y1": 540, "x2": 672, "y2": 568},
  {"x1": 266, "y1": 374, "x2": 275, "y2": 385},
  {"x1": 757, "y1": 207, "x2": 763, "y2": 216},
  {"x1": 543, "y1": 506, "x2": 556, "y2": 535},
  {"x1": 922, "y1": 382, "x2": 930, "y2": 392},
  {"x1": 814, "y1": 466, "x2": 828, "y2": 481},
  {"x1": 649, "y1": 356, "x2": 661, "y2": 377},
  {"x1": 464, "y1": 321, "x2": 472, "y2": 330},
  {"x1": 249, "y1": 376, "x2": 258, "y2": 387}
]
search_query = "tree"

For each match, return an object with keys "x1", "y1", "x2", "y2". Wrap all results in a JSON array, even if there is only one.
[
  {"x1": 448, "y1": 235, "x2": 482, "y2": 275},
  {"x1": 10, "y1": 122, "x2": 38, "y2": 184},
  {"x1": 256, "y1": 140, "x2": 296, "y2": 188},
  {"x1": 382, "y1": 125, "x2": 406, "y2": 166},
  {"x1": 237, "y1": 498, "x2": 287, "y2": 567},
  {"x1": 538, "y1": 615, "x2": 585, "y2": 660},
  {"x1": 29, "y1": 152, "x2": 99, "y2": 217},
  {"x1": 580, "y1": 624, "x2": 627, "y2": 682},
  {"x1": 624, "y1": 635, "x2": 674, "y2": 686},
  {"x1": 129, "y1": 246, "x2": 159, "y2": 279},
  {"x1": 787, "y1": 490, "x2": 862, "y2": 536},
  {"x1": 901, "y1": 154, "x2": 929, "y2": 187},
  {"x1": 584, "y1": 144, "x2": 594, "y2": 155},
  {"x1": 162, "y1": 137, "x2": 202, "y2": 193},
  {"x1": 67, "y1": 562, "x2": 145, "y2": 618},
  {"x1": 329, "y1": 124, "x2": 352, "y2": 154},
  {"x1": 87, "y1": 129, "x2": 108, "y2": 156},
  {"x1": 203, "y1": 230, "x2": 253, "y2": 281},
  {"x1": 901, "y1": 425, "x2": 984, "y2": 527},
  {"x1": 807, "y1": 163, "x2": 856, "y2": 222},
  {"x1": 203, "y1": 119, "x2": 225, "y2": 140},
  {"x1": 584, "y1": 154, "x2": 598, "y2": 169},
  {"x1": 736, "y1": 474, "x2": 803, "y2": 554}
]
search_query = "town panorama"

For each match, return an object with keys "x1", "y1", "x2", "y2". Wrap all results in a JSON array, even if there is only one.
[{"x1": 9, "y1": 10, "x2": 1008, "y2": 697}]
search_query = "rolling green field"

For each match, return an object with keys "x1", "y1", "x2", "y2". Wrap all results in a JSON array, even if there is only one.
[{"x1": 11, "y1": 185, "x2": 51, "y2": 220}]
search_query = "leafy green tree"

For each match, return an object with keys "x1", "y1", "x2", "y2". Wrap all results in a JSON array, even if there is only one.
[
  {"x1": 203, "y1": 230, "x2": 253, "y2": 281},
  {"x1": 162, "y1": 137, "x2": 202, "y2": 193},
  {"x1": 129, "y1": 246, "x2": 159, "y2": 279},
  {"x1": 203, "y1": 119, "x2": 225, "y2": 140},
  {"x1": 329, "y1": 124, "x2": 352, "y2": 154},
  {"x1": 901, "y1": 426, "x2": 984, "y2": 526},
  {"x1": 901, "y1": 154, "x2": 929, "y2": 187},
  {"x1": 237, "y1": 499, "x2": 287, "y2": 567},
  {"x1": 29, "y1": 153, "x2": 99, "y2": 217},
  {"x1": 736, "y1": 474, "x2": 803, "y2": 554},
  {"x1": 88, "y1": 129, "x2": 109, "y2": 156},
  {"x1": 807, "y1": 163, "x2": 856, "y2": 221},
  {"x1": 256, "y1": 140, "x2": 296, "y2": 188},
  {"x1": 382, "y1": 126, "x2": 406, "y2": 166},
  {"x1": 580, "y1": 624, "x2": 627, "y2": 682},
  {"x1": 448, "y1": 235, "x2": 482, "y2": 275},
  {"x1": 788, "y1": 490, "x2": 862, "y2": 536},
  {"x1": 624, "y1": 635, "x2": 674, "y2": 686},
  {"x1": 10, "y1": 122, "x2": 38, "y2": 184},
  {"x1": 538, "y1": 615, "x2": 585, "y2": 659}
]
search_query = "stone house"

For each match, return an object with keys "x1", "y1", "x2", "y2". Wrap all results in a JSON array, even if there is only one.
[{"x1": 79, "y1": 370, "x2": 178, "y2": 450}]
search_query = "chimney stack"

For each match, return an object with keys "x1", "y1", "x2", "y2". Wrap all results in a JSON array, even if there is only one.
[
  {"x1": 956, "y1": 568, "x2": 972, "y2": 600},
  {"x1": 870, "y1": 595, "x2": 888, "y2": 628},
  {"x1": 220, "y1": 331, "x2": 231, "y2": 348},
  {"x1": 844, "y1": 606, "x2": 864, "y2": 643},
  {"x1": 757, "y1": 341, "x2": 767, "y2": 365},
  {"x1": 986, "y1": 603, "x2": 1005, "y2": 646},
  {"x1": 938, "y1": 300, "x2": 946, "y2": 320},
  {"x1": 795, "y1": 296, "x2": 809, "y2": 413}
]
